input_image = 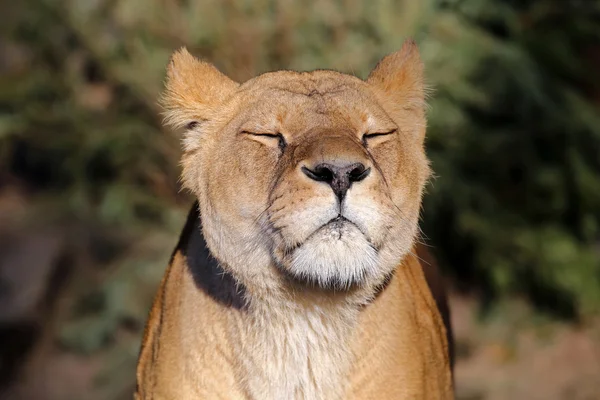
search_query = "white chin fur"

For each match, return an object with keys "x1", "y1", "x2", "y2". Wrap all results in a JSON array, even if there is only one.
[{"x1": 287, "y1": 221, "x2": 378, "y2": 289}]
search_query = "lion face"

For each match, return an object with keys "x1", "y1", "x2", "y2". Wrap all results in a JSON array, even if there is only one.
[{"x1": 163, "y1": 40, "x2": 430, "y2": 292}]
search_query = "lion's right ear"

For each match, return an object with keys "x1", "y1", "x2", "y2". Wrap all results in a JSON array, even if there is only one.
[{"x1": 161, "y1": 48, "x2": 239, "y2": 129}]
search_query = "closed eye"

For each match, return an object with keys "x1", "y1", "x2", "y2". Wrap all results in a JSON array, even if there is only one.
[
  {"x1": 362, "y1": 129, "x2": 397, "y2": 145},
  {"x1": 242, "y1": 131, "x2": 287, "y2": 151}
]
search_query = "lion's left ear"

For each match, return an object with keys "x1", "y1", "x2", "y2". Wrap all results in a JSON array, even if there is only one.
[
  {"x1": 161, "y1": 47, "x2": 239, "y2": 129},
  {"x1": 367, "y1": 39, "x2": 426, "y2": 115}
]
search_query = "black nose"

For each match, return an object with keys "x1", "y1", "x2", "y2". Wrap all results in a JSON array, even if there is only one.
[{"x1": 302, "y1": 162, "x2": 370, "y2": 202}]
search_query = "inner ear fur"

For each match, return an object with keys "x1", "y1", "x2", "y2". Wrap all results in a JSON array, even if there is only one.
[
  {"x1": 162, "y1": 47, "x2": 239, "y2": 129},
  {"x1": 367, "y1": 39, "x2": 427, "y2": 132}
]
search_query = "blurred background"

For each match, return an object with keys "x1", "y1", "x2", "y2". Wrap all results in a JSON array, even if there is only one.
[{"x1": 1, "y1": 0, "x2": 599, "y2": 399}]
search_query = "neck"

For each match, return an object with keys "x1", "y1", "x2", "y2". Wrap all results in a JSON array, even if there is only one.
[
  {"x1": 232, "y1": 292, "x2": 360, "y2": 399},
  {"x1": 150, "y1": 203, "x2": 452, "y2": 399},
  {"x1": 176, "y1": 203, "x2": 383, "y2": 398}
]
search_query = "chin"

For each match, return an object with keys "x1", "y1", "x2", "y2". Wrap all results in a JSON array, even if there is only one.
[{"x1": 282, "y1": 219, "x2": 379, "y2": 290}]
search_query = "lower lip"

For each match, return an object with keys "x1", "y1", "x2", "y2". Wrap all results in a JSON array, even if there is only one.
[
  {"x1": 329, "y1": 216, "x2": 348, "y2": 224},
  {"x1": 326, "y1": 217, "x2": 351, "y2": 230}
]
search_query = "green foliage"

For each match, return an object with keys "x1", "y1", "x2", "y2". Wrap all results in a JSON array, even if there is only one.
[{"x1": 422, "y1": 0, "x2": 600, "y2": 316}]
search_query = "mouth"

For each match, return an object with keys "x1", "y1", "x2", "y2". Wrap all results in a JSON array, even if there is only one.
[
  {"x1": 320, "y1": 215, "x2": 373, "y2": 243},
  {"x1": 322, "y1": 215, "x2": 352, "y2": 237},
  {"x1": 275, "y1": 214, "x2": 379, "y2": 290},
  {"x1": 279, "y1": 215, "x2": 366, "y2": 257}
]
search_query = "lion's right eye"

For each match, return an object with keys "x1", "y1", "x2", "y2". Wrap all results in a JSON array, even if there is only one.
[{"x1": 242, "y1": 131, "x2": 287, "y2": 151}]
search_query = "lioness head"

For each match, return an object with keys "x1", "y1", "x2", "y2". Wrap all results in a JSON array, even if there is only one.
[{"x1": 163, "y1": 40, "x2": 430, "y2": 294}]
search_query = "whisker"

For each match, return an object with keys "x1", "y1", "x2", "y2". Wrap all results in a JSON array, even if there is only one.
[{"x1": 407, "y1": 248, "x2": 431, "y2": 267}]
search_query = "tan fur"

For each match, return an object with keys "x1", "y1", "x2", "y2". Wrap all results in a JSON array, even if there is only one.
[{"x1": 136, "y1": 40, "x2": 453, "y2": 399}]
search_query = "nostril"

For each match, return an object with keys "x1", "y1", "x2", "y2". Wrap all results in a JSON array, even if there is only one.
[
  {"x1": 348, "y1": 164, "x2": 370, "y2": 182},
  {"x1": 302, "y1": 162, "x2": 370, "y2": 202},
  {"x1": 303, "y1": 163, "x2": 370, "y2": 184},
  {"x1": 314, "y1": 165, "x2": 335, "y2": 182},
  {"x1": 302, "y1": 165, "x2": 334, "y2": 182}
]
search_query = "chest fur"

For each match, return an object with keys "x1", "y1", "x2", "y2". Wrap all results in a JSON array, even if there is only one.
[{"x1": 230, "y1": 304, "x2": 358, "y2": 400}]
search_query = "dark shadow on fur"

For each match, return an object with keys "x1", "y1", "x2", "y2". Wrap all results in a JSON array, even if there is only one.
[
  {"x1": 417, "y1": 245, "x2": 455, "y2": 371},
  {"x1": 172, "y1": 202, "x2": 248, "y2": 310}
]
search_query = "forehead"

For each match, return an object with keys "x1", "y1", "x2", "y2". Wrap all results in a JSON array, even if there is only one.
[
  {"x1": 242, "y1": 69, "x2": 363, "y2": 95},
  {"x1": 234, "y1": 70, "x2": 392, "y2": 130}
]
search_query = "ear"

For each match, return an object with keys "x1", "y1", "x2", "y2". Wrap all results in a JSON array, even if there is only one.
[
  {"x1": 161, "y1": 47, "x2": 239, "y2": 129},
  {"x1": 367, "y1": 39, "x2": 426, "y2": 113}
]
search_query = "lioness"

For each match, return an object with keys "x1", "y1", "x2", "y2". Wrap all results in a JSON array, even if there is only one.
[{"x1": 135, "y1": 40, "x2": 453, "y2": 399}]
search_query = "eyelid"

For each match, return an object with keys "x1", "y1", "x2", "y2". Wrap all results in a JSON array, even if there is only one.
[
  {"x1": 242, "y1": 131, "x2": 287, "y2": 150},
  {"x1": 242, "y1": 131, "x2": 281, "y2": 138},
  {"x1": 362, "y1": 129, "x2": 397, "y2": 140}
]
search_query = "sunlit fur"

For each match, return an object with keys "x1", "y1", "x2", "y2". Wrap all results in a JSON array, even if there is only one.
[
  {"x1": 136, "y1": 40, "x2": 453, "y2": 399},
  {"x1": 289, "y1": 220, "x2": 379, "y2": 289}
]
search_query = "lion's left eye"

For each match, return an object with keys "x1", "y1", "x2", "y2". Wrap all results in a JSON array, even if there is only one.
[
  {"x1": 362, "y1": 129, "x2": 397, "y2": 145},
  {"x1": 243, "y1": 131, "x2": 287, "y2": 151}
]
